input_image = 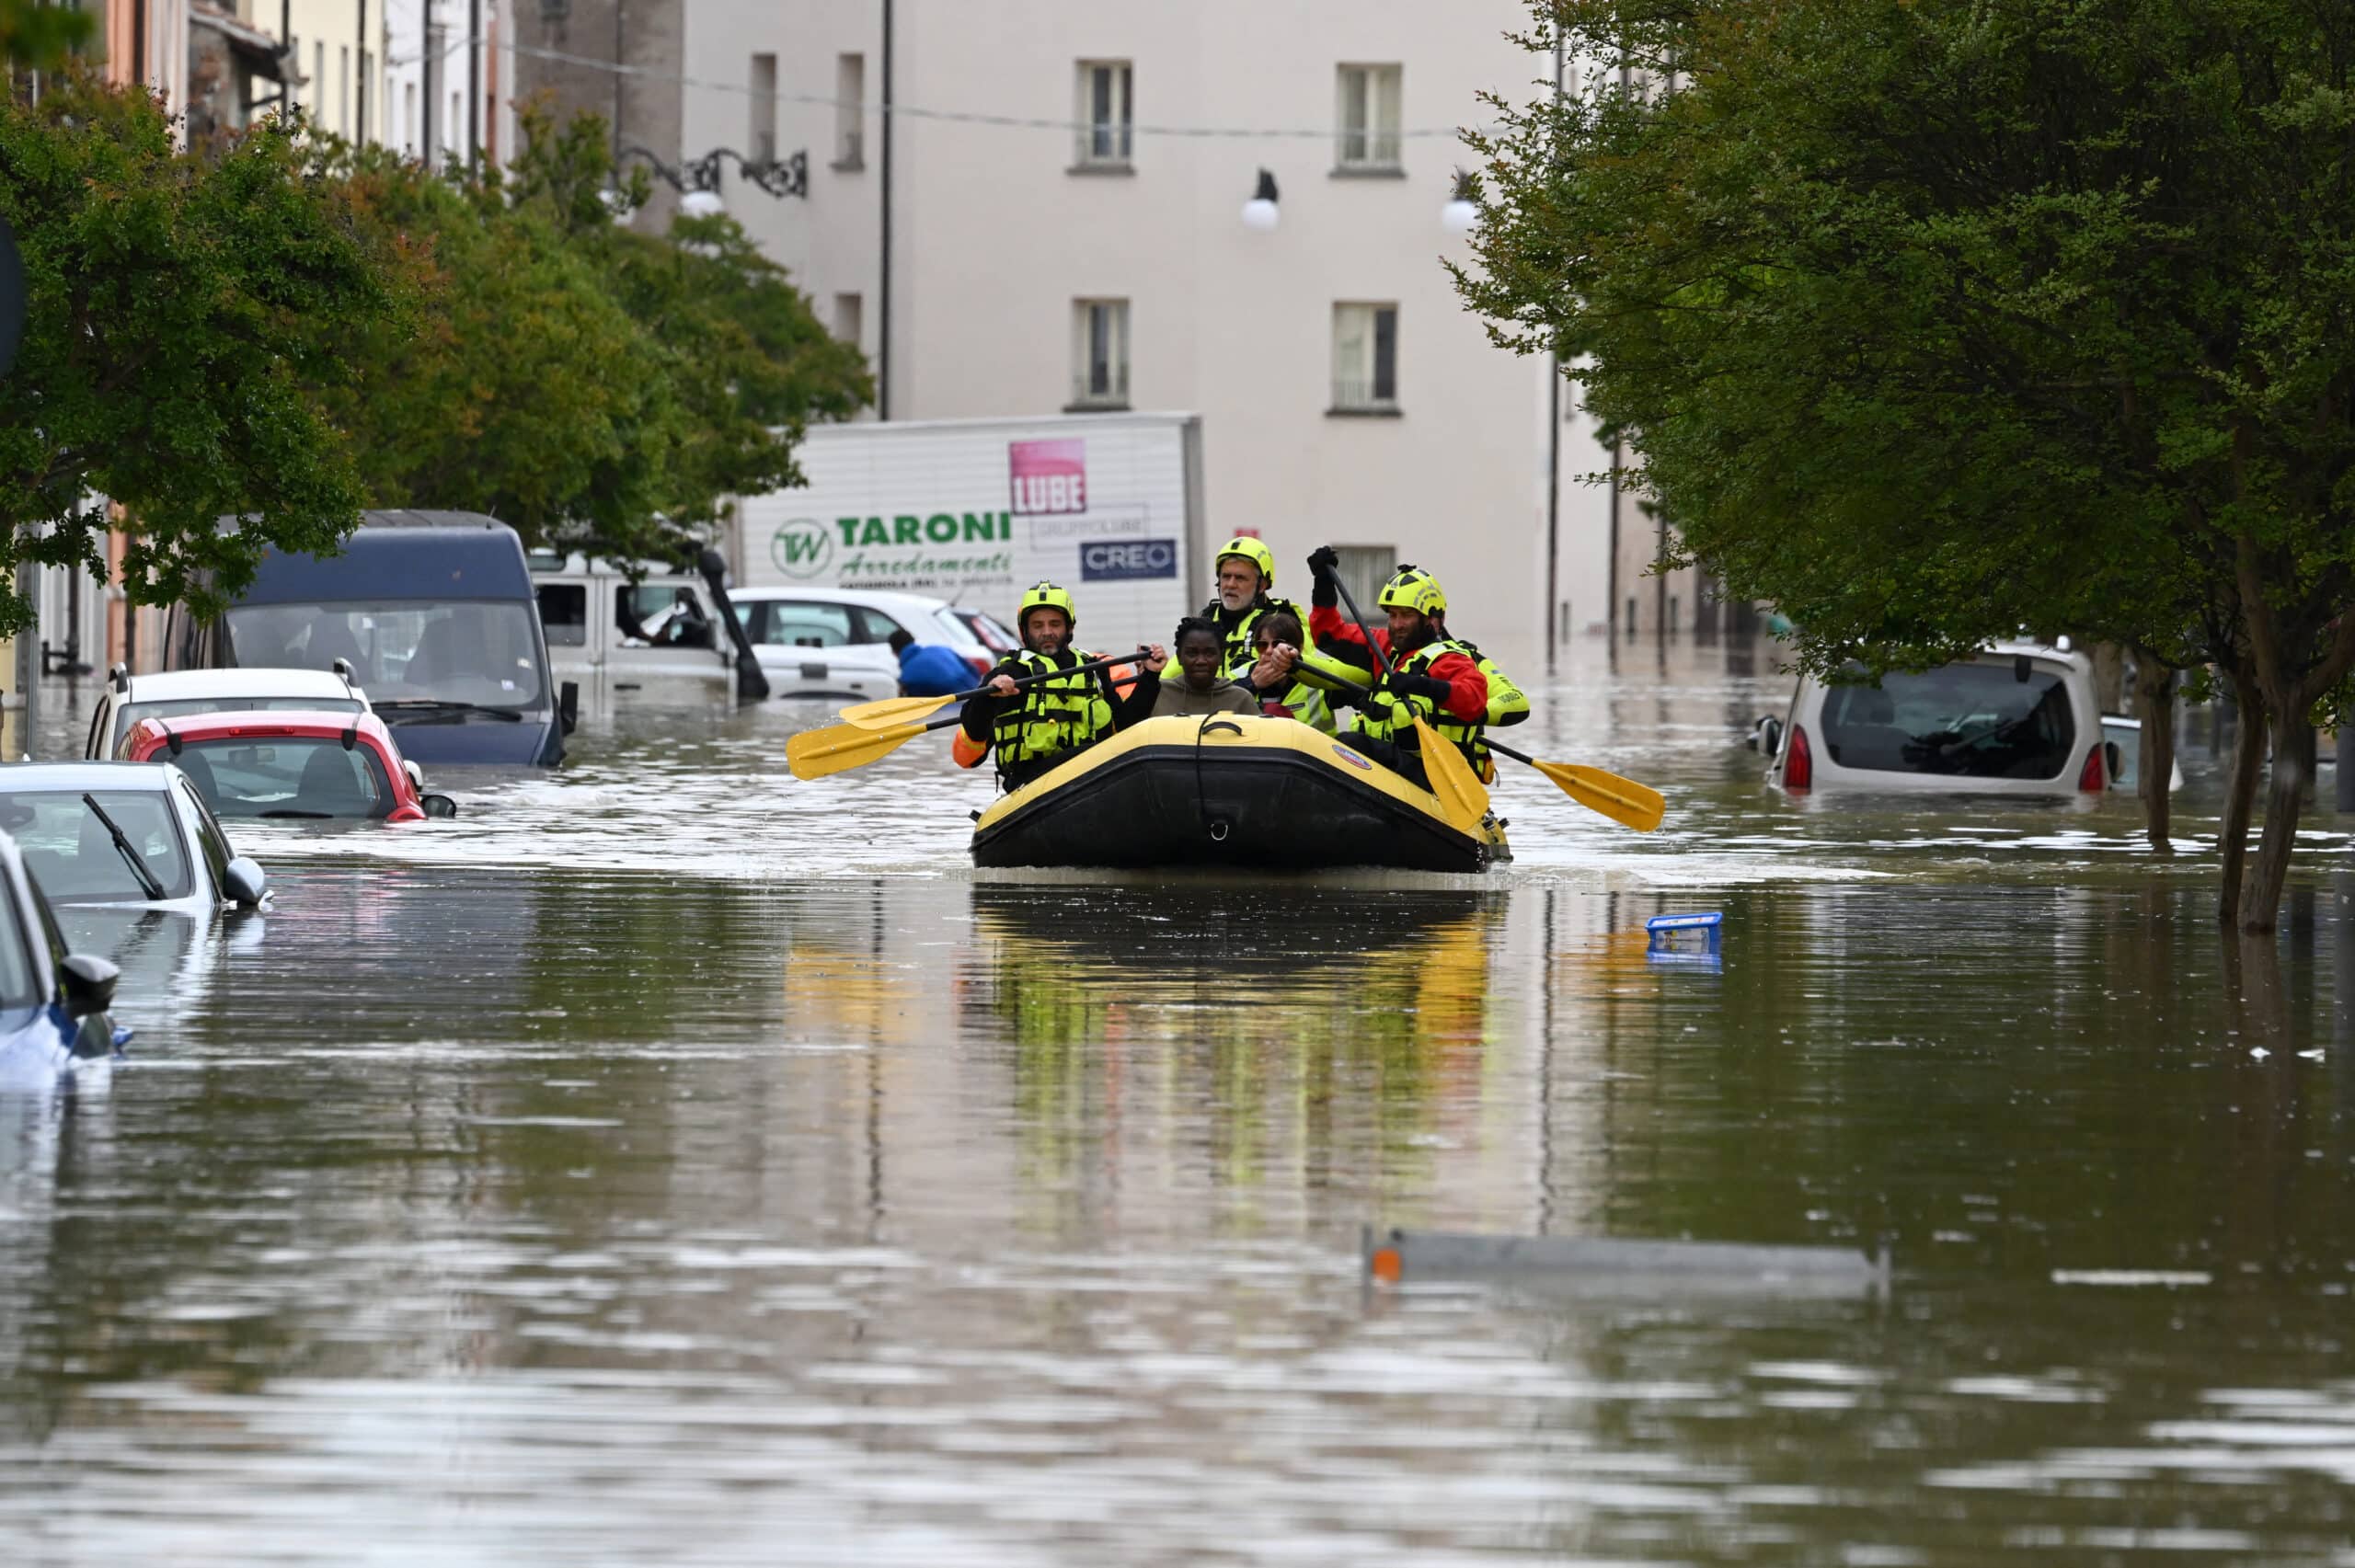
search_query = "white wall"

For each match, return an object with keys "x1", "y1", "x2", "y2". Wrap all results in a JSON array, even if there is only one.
[
  {"x1": 681, "y1": 0, "x2": 881, "y2": 390},
  {"x1": 682, "y1": 0, "x2": 1613, "y2": 669}
]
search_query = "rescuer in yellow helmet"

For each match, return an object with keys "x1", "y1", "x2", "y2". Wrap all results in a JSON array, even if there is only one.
[
  {"x1": 954, "y1": 581, "x2": 1166, "y2": 790},
  {"x1": 1301, "y1": 550, "x2": 1499, "y2": 789},
  {"x1": 1200, "y1": 535, "x2": 1310, "y2": 676}
]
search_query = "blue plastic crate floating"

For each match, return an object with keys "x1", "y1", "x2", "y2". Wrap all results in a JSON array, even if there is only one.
[{"x1": 1646, "y1": 911, "x2": 1723, "y2": 954}]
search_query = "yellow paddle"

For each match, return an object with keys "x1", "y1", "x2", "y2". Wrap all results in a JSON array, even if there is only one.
[
  {"x1": 834, "y1": 649, "x2": 1147, "y2": 730},
  {"x1": 1321, "y1": 567, "x2": 1492, "y2": 836},
  {"x1": 1315, "y1": 559, "x2": 1661, "y2": 833},
  {"x1": 1485, "y1": 738, "x2": 1666, "y2": 831},
  {"x1": 787, "y1": 712, "x2": 965, "y2": 781}
]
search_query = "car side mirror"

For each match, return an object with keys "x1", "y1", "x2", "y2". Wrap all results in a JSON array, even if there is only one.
[
  {"x1": 1750, "y1": 715, "x2": 1783, "y2": 757},
  {"x1": 60, "y1": 953, "x2": 119, "y2": 1018},
  {"x1": 223, "y1": 855, "x2": 268, "y2": 909},
  {"x1": 419, "y1": 794, "x2": 459, "y2": 819},
  {"x1": 558, "y1": 680, "x2": 580, "y2": 736}
]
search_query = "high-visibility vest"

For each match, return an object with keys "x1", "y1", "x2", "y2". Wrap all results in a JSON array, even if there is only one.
[
  {"x1": 1353, "y1": 637, "x2": 1493, "y2": 773},
  {"x1": 990, "y1": 648, "x2": 1116, "y2": 769}
]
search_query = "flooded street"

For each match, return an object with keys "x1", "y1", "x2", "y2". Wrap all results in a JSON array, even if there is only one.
[{"x1": 6, "y1": 637, "x2": 2355, "y2": 1563}]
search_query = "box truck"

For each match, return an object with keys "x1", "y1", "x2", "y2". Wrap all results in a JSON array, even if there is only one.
[{"x1": 731, "y1": 412, "x2": 1209, "y2": 656}]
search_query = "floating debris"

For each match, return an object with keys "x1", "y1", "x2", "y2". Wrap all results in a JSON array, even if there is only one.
[{"x1": 1365, "y1": 1227, "x2": 1890, "y2": 1299}]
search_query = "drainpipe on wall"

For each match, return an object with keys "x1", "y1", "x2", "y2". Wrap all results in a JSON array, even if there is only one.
[
  {"x1": 879, "y1": 0, "x2": 894, "y2": 419},
  {"x1": 1544, "y1": 34, "x2": 1564, "y2": 673}
]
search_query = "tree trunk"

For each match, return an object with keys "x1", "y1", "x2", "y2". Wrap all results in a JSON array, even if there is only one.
[
  {"x1": 2245, "y1": 683, "x2": 2312, "y2": 933},
  {"x1": 2132, "y1": 658, "x2": 2178, "y2": 852},
  {"x1": 2218, "y1": 665, "x2": 2268, "y2": 928},
  {"x1": 2091, "y1": 641, "x2": 2128, "y2": 714}
]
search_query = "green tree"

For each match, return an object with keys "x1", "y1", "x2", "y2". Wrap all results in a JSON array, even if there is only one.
[
  {"x1": 1460, "y1": 0, "x2": 2355, "y2": 931},
  {"x1": 329, "y1": 104, "x2": 869, "y2": 565},
  {"x1": 318, "y1": 142, "x2": 685, "y2": 553},
  {"x1": 0, "y1": 0, "x2": 94, "y2": 70},
  {"x1": 0, "y1": 75, "x2": 396, "y2": 630}
]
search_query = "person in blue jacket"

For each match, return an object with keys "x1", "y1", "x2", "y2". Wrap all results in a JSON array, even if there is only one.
[{"x1": 890, "y1": 629, "x2": 978, "y2": 697}]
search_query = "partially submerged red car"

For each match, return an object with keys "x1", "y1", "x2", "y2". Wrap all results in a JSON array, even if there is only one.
[{"x1": 121, "y1": 711, "x2": 457, "y2": 823}]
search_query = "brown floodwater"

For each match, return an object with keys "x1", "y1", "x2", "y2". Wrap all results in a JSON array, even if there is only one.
[{"x1": 3, "y1": 637, "x2": 2353, "y2": 1563}]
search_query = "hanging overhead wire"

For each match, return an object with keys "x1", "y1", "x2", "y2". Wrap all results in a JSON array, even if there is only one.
[{"x1": 504, "y1": 40, "x2": 1491, "y2": 141}]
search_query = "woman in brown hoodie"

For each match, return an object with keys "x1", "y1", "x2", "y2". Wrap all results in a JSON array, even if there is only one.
[{"x1": 1152, "y1": 618, "x2": 1259, "y2": 717}]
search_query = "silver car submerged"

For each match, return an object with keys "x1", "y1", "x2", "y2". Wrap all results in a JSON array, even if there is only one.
[
  {"x1": 0, "y1": 762, "x2": 269, "y2": 915},
  {"x1": 1752, "y1": 643, "x2": 2120, "y2": 797}
]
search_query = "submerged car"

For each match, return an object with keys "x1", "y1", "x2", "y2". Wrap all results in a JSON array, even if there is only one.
[
  {"x1": 1752, "y1": 643, "x2": 2120, "y2": 796},
  {"x1": 120, "y1": 712, "x2": 457, "y2": 824},
  {"x1": 727, "y1": 586, "x2": 1017, "y2": 700},
  {"x1": 0, "y1": 834, "x2": 124, "y2": 1092},
  {"x1": 162, "y1": 511, "x2": 570, "y2": 766},
  {"x1": 0, "y1": 761, "x2": 268, "y2": 915},
  {"x1": 85, "y1": 665, "x2": 370, "y2": 761}
]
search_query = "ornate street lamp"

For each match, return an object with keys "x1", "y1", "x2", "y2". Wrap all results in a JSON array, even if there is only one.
[{"x1": 617, "y1": 143, "x2": 810, "y2": 212}]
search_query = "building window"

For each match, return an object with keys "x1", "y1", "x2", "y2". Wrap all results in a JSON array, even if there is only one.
[
  {"x1": 833, "y1": 292, "x2": 863, "y2": 347},
  {"x1": 1335, "y1": 63, "x2": 1402, "y2": 170},
  {"x1": 310, "y1": 41, "x2": 323, "y2": 116},
  {"x1": 404, "y1": 81, "x2": 418, "y2": 154},
  {"x1": 750, "y1": 52, "x2": 777, "y2": 163},
  {"x1": 1074, "y1": 60, "x2": 1132, "y2": 167},
  {"x1": 1331, "y1": 303, "x2": 1399, "y2": 413},
  {"x1": 1331, "y1": 546, "x2": 1397, "y2": 613},
  {"x1": 339, "y1": 46, "x2": 351, "y2": 136},
  {"x1": 1070, "y1": 298, "x2": 1131, "y2": 409},
  {"x1": 834, "y1": 52, "x2": 864, "y2": 167}
]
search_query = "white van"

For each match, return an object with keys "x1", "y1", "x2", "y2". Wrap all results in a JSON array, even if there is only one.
[
  {"x1": 529, "y1": 553, "x2": 764, "y2": 705},
  {"x1": 1752, "y1": 643, "x2": 2121, "y2": 796}
]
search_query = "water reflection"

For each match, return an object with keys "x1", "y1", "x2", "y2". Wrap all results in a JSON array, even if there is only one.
[{"x1": 0, "y1": 647, "x2": 2351, "y2": 1561}]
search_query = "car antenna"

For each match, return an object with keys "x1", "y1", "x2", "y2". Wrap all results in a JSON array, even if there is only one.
[
  {"x1": 340, "y1": 721, "x2": 359, "y2": 752},
  {"x1": 332, "y1": 656, "x2": 356, "y2": 692},
  {"x1": 162, "y1": 724, "x2": 182, "y2": 758}
]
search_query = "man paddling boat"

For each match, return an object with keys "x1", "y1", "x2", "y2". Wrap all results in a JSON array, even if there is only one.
[
  {"x1": 1306, "y1": 552, "x2": 1494, "y2": 790},
  {"x1": 955, "y1": 582, "x2": 1166, "y2": 790}
]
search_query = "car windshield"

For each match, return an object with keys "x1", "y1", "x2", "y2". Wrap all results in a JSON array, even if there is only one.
[
  {"x1": 1820, "y1": 662, "x2": 2078, "y2": 780},
  {"x1": 225, "y1": 601, "x2": 547, "y2": 711},
  {"x1": 116, "y1": 695, "x2": 363, "y2": 753},
  {"x1": 0, "y1": 789, "x2": 194, "y2": 904},
  {"x1": 175, "y1": 738, "x2": 400, "y2": 819}
]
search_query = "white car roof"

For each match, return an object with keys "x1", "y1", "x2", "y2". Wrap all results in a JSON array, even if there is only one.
[
  {"x1": 0, "y1": 761, "x2": 182, "y2": 793},
  {"x1": 121, "y1": 668, "x2": 362, "y2": 702},
  {"x1": 728, "y1": 586, "x2": 969, "y2": 615}
]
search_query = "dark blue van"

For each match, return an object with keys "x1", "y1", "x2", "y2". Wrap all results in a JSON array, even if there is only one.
[{"x1": 166, "y1": 511, "x2": 571, "y2": 765}]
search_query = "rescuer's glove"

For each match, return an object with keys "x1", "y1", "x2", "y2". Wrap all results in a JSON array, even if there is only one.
[{"x1": 1307, "y1": 546, "x2": 1342, "y2": 608}]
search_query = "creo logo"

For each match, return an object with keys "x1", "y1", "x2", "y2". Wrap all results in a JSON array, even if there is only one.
[{"x1": 770, "y1": 518, "x2": 834, "y2": 579}]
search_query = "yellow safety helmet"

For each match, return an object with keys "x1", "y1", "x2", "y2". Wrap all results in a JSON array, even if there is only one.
[
  {"x1": 1377, "y1": 564, "x2": 1447, "y2": 618},
  {"x1": 1214, "y1": 536, "x2": 1277, "y2": 592},
  {"x1": 1016, "y1": 580, "x2": 1076, "y2": 632}
]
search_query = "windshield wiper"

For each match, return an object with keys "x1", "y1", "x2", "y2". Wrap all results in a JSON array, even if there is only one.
[
  {"x1": 82, "y1": 794, "x2": 167, "y2": 901},
  {"x1": 258, "y1": 809, "x2": 335, "y2": 819},
  {"x1": 373, "y1": 699, "x2": 525, "y2": 723}
]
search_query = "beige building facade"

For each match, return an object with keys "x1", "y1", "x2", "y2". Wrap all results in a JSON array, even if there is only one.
[{"x1": 519, "y1": 0, "x2": 1647, "y2": 670}]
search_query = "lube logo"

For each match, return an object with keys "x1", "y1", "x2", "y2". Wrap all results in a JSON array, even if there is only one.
[
  {"x1": 771, "y1": 517, "x2": 834, "y2": 578},
  {"x1": 1008, "y1": 439, "x2": 1087, "y2": 515}
]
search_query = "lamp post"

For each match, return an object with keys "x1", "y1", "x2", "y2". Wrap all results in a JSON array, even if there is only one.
[
  {"x1": 1240, "y1": 167, "x2": 1279, "y2": 232},
  {"x1": 1440, "y1": 169, "x2": 1478, "y2": 235}
]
